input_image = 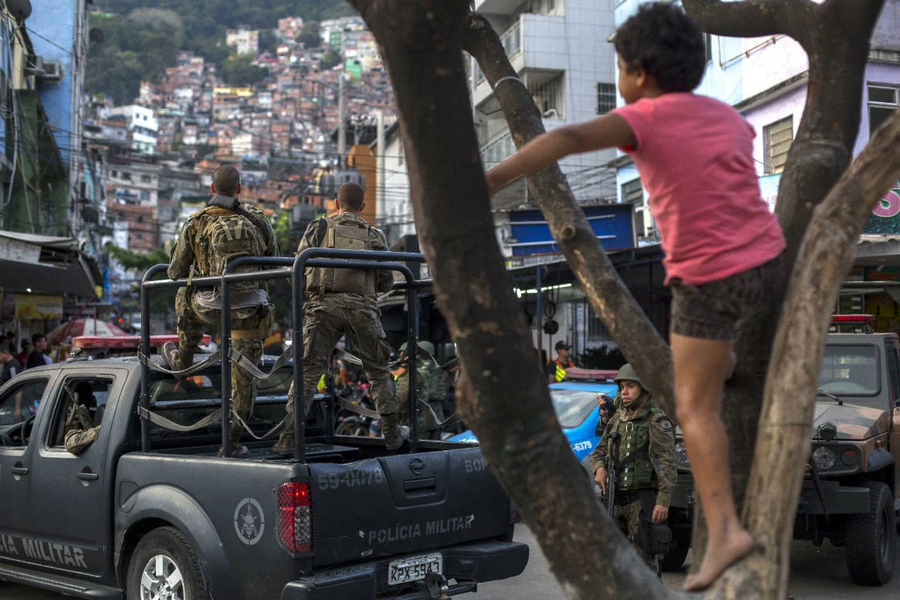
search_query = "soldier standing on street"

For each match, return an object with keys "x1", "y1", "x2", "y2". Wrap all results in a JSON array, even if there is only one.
[
  {"x1": 396, "y1": 341, "x2": 449, "y2": 440},
  {"x1": 588, "y1": 363, "x2": 677, "y2": 573},
  {"x1": 163, "y1": 165, "x2": 277, "y2": 458},
  {"x1": 274, "y1": 183, "x2": 405, "y2": 454}
]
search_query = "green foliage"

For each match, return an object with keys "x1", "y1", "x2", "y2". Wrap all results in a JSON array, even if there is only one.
[
  {"x1": 108, "y1": 244, "x2": 170, "y2": 272},
  {"x1": 107, "y1": 245, "x2": 174, "y2": 313},
  {"x1": 273, "y1": 210, "x2": 292, "y2": 255},
  {"x1": 89, "y1": 1, "x2": 355, "y2": 101},
  {"x1": 321, "y1": 48, "x2": 342, "y2": 70},
  {"x1": 221, "y1": 55, "x2": 269, "y2": 87},
  {"x1": 86, "y1": 12, "x2": 185, "y2": 104},
  {"x1": 259, "y1": 29, "x2": 279, "y2": 55},
  {"x1": 297, "y1": 20, "x2": 321, "y2": 49}
]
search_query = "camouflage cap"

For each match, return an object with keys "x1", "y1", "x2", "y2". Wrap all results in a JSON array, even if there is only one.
[
  {"x1": 417, "y1": 341, "x2": 435, "y2": 356},
  {"x1": 399, "y1": 342, "x2": 408, "y2": 353},
  {"x1": 614, "y1": 363, "x2": 646, "y2": 390}
]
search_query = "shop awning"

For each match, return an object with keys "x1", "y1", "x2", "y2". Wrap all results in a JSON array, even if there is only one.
[
  {"x1": 856, "y1": 235, "x2": 900, "y2": 266},
  {"x1": 0, "y1": 230, "x2": 101, "y2": 297}
]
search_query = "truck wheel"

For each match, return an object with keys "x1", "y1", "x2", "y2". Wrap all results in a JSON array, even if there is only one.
[
  {"x1": 660, "y1": 540, "x2": 690, "y2": 572},
  {"x1": 126, "y1": 526, "x2": 210, "y2": 600},
  {"x1": 844, "y1": 481, "x2": 897, "y2": 586}
]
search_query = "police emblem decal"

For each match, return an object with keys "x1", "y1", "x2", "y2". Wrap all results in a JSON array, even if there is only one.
[
  {"x1": 409, "y1": 457, "x2": 426, "y2": 475},
  {"x1": 233, "y1": 498, "x2": 265, "y2": 545}
]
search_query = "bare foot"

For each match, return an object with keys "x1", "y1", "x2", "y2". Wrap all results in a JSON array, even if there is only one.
[{"x1": 684, "y1": 528, "x2": 755, "y2": 592}]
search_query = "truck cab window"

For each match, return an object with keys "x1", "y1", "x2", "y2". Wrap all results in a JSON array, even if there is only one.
[
  {"x1": 49, "y1": 378, "x2": 112, "y2": 448},
  {"x1": 885, "y1": 343, "x2": 900, "y2": 406},
  {"x1": 0, "y1": 378, "x2": 50, "y2": 447}
]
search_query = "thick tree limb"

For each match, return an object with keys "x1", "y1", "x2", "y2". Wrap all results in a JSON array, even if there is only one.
[
  {"x1": 463, "y1": 14, "x2": 675, "y2": 415},
  {"x1": 688, "y1": 0, "x2": 884, "y2": 576},
  {"x1": 719, "y1": 109, "x2": 900, "y2": 599},
  {"x1": 682, "y1": 0, "x2": 818, "y2": 42},
  {"x1": 349, "y1": 1, "x2": 675, "y2": 598}
]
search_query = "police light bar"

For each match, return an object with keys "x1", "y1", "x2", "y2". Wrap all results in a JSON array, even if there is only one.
[
  {"x1": 563, "y1": 368, "x2": 618, "y2": 381},
  {"x1": 73, "y1": 335, "x2": 212, "y2": 351},
  {"x1": 830, "y1": 315, "x2": 875, "y2": 324}
]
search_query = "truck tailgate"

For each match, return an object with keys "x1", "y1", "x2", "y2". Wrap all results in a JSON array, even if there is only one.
[{"x1": 309, "y1": 447, "x2": 510, "y2": 566}]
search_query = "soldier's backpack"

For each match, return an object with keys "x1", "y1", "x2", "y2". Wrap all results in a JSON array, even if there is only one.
[
  {"x1": 308, "y1": 217, "x2": 377, "y2": 297},
  {"x1": 199, "y1": 208, "x2": 268, "y2": 295}
]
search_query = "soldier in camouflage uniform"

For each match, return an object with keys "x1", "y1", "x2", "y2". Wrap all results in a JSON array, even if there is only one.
[
  {"x1": 163, "y1": 166, "x2": 277, "y2": 458},
  {"x1": 274, "y1": 183, "x2": 405, "y2": 455},
  {"x1": 589, "y1": 363, "x2": 677, "y2": 572},
  {"x1": 64, "y1": 382, "x2": 101, "y2": 455},
  {"x1": 396, "y1": 341, "x2": 450, "y2": 440}
]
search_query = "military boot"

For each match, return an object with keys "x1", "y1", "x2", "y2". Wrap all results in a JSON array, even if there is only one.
[
  {"x1": 381, "y1": 413, "x2": 410, "y2": 451},
  {"x1": 217, "y1": 444, "x2": 250, "y2": 458},
  {"x1": 273, "y1": 425, "x2": 294, "y2": 457}
]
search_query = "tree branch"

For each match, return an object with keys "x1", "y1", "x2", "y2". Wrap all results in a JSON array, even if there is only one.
[
  {"x1": 463, "y1": 14, "x2": 675, "y2": 415},
  {"x1": 682, "y1": 0, "x2": 817, "y2": 42},
  {"x1": 720, "y1": 109, "x2": 900, "y2": 598}
]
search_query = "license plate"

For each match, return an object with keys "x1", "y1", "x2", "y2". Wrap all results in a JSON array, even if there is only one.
[{"x1": 388, "y1": 553, "x2": 442, "y2": 585}]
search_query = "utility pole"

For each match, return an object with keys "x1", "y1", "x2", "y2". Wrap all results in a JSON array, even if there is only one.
[
  {"x1": 337, "y1": 72, "x2": 346, "y2": 163},
  {"x1": 376, "y1": 110, "x2": 385, "y2": 227}
]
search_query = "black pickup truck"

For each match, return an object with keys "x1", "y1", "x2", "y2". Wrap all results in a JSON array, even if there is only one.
[{"x1": 0, "y1": 250, "x2": 528, "y2": 599}]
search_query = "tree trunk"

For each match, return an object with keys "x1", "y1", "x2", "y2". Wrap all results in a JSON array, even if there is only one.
[
  {"x1": 721, "y1": 108, "x2": 900, "y2": 599},
  {"x1": 348, "y1": 1, "x2": 672, "y2": 598},
  {"x1": 682, "y1": 0, "x2": 885, "y2": 571}
]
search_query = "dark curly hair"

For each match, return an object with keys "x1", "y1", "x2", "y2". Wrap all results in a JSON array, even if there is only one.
[{"x1": 614, "y1": 3, "x2": 706, "y2": 93}]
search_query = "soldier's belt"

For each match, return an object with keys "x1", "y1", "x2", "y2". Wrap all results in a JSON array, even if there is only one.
[{"x1": 614, "y1": 490, "x2": 646, "y2": 506}]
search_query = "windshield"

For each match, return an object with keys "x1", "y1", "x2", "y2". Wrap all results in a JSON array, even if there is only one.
[
  {"x1": 551, "y1": 389, "x2": 598, "y2": 429},
  {"x1": 818, "y1": 345, "x2": 880, "y2": 396}
]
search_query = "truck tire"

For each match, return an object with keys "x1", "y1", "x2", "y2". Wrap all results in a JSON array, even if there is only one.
[
  {"x1": 844, "y1": 481, "x2": 897, "y2": 586},
  {"x1": 126, "y1": 526, "x2": 211, "y2": 600}
]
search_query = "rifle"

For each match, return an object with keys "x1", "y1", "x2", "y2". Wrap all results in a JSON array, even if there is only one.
[{"x1": 604, "y1": 429, "x2": 619, "y2": 519}]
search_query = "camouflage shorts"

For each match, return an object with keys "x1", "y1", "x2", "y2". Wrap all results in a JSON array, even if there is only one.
[{"x1": 670, "y1": 253, "x2": 786, "y2": 341}]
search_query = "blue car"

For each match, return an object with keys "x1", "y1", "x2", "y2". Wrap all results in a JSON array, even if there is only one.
[{"x1": 448, "y1": 376, "x2": 618, "y2": 461}]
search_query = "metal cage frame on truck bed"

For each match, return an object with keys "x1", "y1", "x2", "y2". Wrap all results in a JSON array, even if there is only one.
[{"x1": 139, "y1": 248, "x2": 431, "y2": 459}]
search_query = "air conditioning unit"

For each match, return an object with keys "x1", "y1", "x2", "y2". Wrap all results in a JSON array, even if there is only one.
[
  {"x1": 22, "y1": 55, "x2": 64, "y2": 81},
  {"x1": 39, "y1": 62, "x2": 64, "y2": 82}
]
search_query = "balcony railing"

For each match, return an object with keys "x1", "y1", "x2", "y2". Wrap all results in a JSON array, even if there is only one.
[{"x1": 501, "y1": 21, "x2": 521, "y2": 59}]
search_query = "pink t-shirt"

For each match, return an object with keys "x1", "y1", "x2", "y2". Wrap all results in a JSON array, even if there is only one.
[{"x1": 613, "y1": 93, "x2": 785, "y2": 285}]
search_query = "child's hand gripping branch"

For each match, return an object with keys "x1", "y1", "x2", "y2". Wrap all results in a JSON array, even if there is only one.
[{"x1": 487, "y1": 3, "x2": 786, "y2": 591}]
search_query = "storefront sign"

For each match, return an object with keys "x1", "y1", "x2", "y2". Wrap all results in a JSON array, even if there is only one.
[
  {"x1": 864, "y1": 266, "x2": 900, "y2": 281},
  {"x1": 863, "y1": 181, "x2": 900, "y2": 234},
  {"x1": 15, "y1": 294, "x2": 63, "y2": 320}
]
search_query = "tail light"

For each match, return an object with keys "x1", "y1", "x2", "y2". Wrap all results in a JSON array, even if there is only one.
[
  {"x1": 509, "y1": 501, "x2": 520, "y2": 524},
  {"x1": 278, "y1": 482, "x2": 313, "y2": 553}
]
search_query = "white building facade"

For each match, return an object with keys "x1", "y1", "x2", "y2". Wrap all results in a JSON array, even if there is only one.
[
  {"x1": 471, "y1": 0, "x2": 619, "y2": 218},
  {"x1": 107, "y1": 105, "x2": 159, "y2": 155}
]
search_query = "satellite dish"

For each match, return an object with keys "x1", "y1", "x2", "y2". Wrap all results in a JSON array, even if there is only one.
[
  {"x1": 90, "y1": 28, "x2": 105, "y2": 44},
  {"x1": 7, "y1": 0, "x2": 31, "y2": 21}
]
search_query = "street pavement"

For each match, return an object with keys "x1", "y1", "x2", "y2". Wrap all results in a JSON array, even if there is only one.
[{"x1": 3, "y1": 527, "x2": 899, "y2": 599}]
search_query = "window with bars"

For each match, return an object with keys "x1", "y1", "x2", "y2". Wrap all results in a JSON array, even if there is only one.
[
  {"x1": 705, "y1": 33, "x2": 713, "y2": 64},
  {"x1": 597, "y1": 83, "x2": 616, "y2": 115},
  {"x1": 587, "y1": 309, "x2": 611, "y2": 340},
  {"x1": 622, "y1": 178, "x2": 645, "y2": 238},
  {"x1": 763, "y1": 116, "x2": 793, "y2": 174},
  {"x1": 868, "y1": 85, "x2": 899, "y2": 136}
]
